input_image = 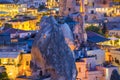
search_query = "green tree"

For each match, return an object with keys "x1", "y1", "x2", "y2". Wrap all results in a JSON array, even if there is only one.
[
  {"x1": 0, "y1": 72, "x2": 9, "y2": 80},
  {"x1": 102, "y1": 23, "x2": 107, "y2": 34},
  {"x1": 110, "y1": 69, "x2": 120, "y2": 80},
  {"x1": 86, "y1": 25, "x2": 99, "y2": 32},
  {"x1": 4, "y1": 23, "x2": 12, "y2": 28},
  {"x1": 86, "y1": 25, "x2": 103, "y2": 35},
  {"x1": 38, "y1": 4, "x2": 46, "y2": 11}
]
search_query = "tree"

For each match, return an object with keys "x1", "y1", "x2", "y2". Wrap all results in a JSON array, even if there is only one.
[
  {"x1": 0, "y1": 72, "x2": 9, "y2": 80},
  {"x1": 4, "y1": 23, "x2": 12, "y2": 28},
  {"x1": 101, "y1": 23, "x2": 108, "y2": 37},
  {"x1": 102, "y1": 23, "x2": 107, "y2": 34},
  {"x1": 86, "y1": 25, "x2": 99, "y2": 32},
  {"x1": 110, "y1": 69, "x2": 120, "y2": 80},
  {"x1": 86, "y1": 25, "x2": 103, "y2": 35},
  {"x1": 38, "y1": 4, "x2": 46, "y2": 11}
]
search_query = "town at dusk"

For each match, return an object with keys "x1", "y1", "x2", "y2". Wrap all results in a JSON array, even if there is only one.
[{"x1": 0, "y1": 0, "x2": 120, "y2": 80}]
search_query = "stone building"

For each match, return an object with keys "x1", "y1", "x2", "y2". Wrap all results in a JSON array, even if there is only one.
[
  {"x1": 0, "y1": 0, "x2": 27, "y2": 17},
  {"x1": 59, "y1": 0, "x2": 85, "y2": 16},
  {"x1": 76, "y1": 55, "x2": 119, "y2": 80},
  {"x1": 46, "y1": 0, "x2": 59, "y2": 9},
  {"x1": 0, "y1": 51, "x2": 31, "y2": 79},
  {"x1": 7, "y1": 15, "x2": 38, "y2": 31}
]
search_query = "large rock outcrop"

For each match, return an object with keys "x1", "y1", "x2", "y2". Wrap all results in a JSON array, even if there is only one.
[{"x1": 31, "y1": 16, "x2": 77, "y2": 80}]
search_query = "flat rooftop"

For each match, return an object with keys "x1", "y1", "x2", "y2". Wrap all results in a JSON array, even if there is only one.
[{"x1": 0, "y1": 51, "x2": 20, "y2": 58}]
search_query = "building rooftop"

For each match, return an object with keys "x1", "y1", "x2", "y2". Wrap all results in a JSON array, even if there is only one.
[
  {"x1": 104, "y1": 64, "x2": 117, "y2": 68},
  {"x1": 86, "y1": 19, "x2": 103, "y2": 24},
  {"x1": 107, "y1": 17, "x2": 120, "y2": 23},
  {"x1": 1, "y1": 27, "x2": 30, "y2": 34},
  {"x1": 110, "y1": 49, "x2": 120, "y2": 54},
  {"x1": 0, "y1": 0, "x2": 14, "y2": 4},
  {"x1": 106, "y1": 22, "x2": 120, "y2": 30},
  {"x1": 0, "y1": 11, "x2": 8, "y2": 14},
  {"x1": 0, "y1": 41, "x2": 28, "y2": 51},
  {"x1": 0, "y1": 32, "x2": 10, "y2": 44},
  {"x1": 8, "y1": 15, "x2": 36, "y2": 22},
  {"x1": 87, "y1": 31, "x2": 109, "y2": 43},
  {"x1": 0, "y1": 51, "x2": 20, "y2": 58},
  {"x1": 110, "y1": 28, "x2": 120, "y2": 31}
]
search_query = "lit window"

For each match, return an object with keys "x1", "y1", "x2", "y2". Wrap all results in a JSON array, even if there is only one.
[
  {"x1": 12, "y1": 59, "x2": 14, "y2": 63},
  {"x1": 26, "y1": 61, "x2": 29, "y2": 66}
]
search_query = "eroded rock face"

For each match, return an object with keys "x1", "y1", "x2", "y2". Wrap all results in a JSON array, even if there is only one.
[{"x1": 31, "y1": 16, "x2": 77, "y2": 80}]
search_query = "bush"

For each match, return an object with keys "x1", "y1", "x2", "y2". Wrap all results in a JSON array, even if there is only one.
[
  {"x1": 4, "y1": 23, "x2": 12, "y2": 28},
  {"x1": 110, "y1": 69, "x2": 120, "y2": 80},
  {"x1": 38, "y1": 5, "x2": 46, "y2": 11},
  {"x1": 0, "y1": 72, "x2": 9, "y2": 80},
  {"x1": 86, "y1": 25, "x2": 103, "y2": 34}
]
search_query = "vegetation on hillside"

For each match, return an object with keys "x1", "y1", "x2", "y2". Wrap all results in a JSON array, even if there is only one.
[
  {"x1": 0, "y1": 72, "x2": 9, "y2": 80},
  {"x1": 4, "y1": 23, "x2": 12, "y2": 28},
  {"x1": 85, "y1": 24, "x2": 108, "y2": 37}
]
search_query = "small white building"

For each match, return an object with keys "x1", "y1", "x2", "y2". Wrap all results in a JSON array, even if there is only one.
[
  {"x1": 2, "y1": 27, "x2": 32, "y2": 39},
  {"x1": 87, "y1": 49, "x2": 105, "y2": 65},
  {"x1": 19, "y1": 0, "x2": 47, "y2": 8},
  {"x1": 76, "y1": 56, "x2": 119, "y2": 80},
  {"x1": 29, "y1": 0, "x2": 46, "y2": 8},
  {"x1": 18, "y1": 0, "x2": 46, "y2": 8},
  {"x1": 108, "y1": 28, "x2": 120, "y2": 37}
]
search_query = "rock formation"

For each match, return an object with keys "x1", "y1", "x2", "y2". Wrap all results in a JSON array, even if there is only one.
[
  {"x1": 31, "y1": 16, "x2": 77, "y2": 80},
  {"x1": 31, "y1": 0, "x2": 88, "y2": 79}
]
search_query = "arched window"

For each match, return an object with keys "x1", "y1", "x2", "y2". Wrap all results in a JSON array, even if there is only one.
[{"x1": 68, "y1": 8, "x2": 71, "y2": 11}]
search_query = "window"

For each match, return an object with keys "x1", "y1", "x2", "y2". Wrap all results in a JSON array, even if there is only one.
[
  {"x1": 91, "y1": 10, "x2": 94, "y2": 14},
  {"x1": 68, "y1": 8, "x2": 71, "y2": 11},
  {"x1": 26, "y1": 61, "x2": 29, "y2": 66},
  {"x1": 79, "y1": 67, "x2": 81, "y2": 72},
  {"x1": 39, "y1": 70, "x2": 43, "y2": 76}
]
